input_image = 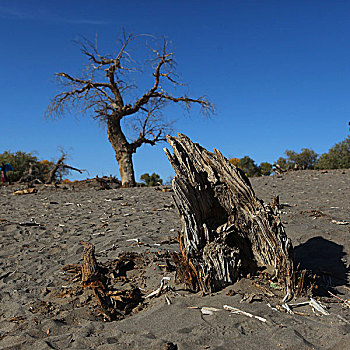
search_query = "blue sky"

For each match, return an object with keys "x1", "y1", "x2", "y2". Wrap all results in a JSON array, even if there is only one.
[{"x1": 1, "y1": 0, "x2": 349, "y2": 182}]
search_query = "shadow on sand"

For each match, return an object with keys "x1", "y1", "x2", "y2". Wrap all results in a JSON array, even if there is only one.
[{"x1": 294, "y1": 236, "x2": 349, "y2": 294}]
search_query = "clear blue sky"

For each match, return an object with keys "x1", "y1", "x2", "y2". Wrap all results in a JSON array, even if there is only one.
[{"x1": 1, "y1": 0, "x2": 349, "y2": 182}]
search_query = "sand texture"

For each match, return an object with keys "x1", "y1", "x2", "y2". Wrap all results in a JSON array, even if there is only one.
[{"x1": 0, "y1": 169, "x2": 349, "y2": 349}]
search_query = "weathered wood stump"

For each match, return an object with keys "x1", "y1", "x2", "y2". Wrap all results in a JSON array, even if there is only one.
[
  {"x1": 80, "y1": 241, "x2": 103, "y2": 285},
  {"x1": 164, "y1": 134, "x2": 294, "y2": 299},
  {"x1": 62, "y1": 242, "x2": 144, "y2": 321}
]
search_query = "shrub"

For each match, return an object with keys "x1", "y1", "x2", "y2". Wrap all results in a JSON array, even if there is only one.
[
  {"x1": 259, "y1": 162, "x2": 273, "y2": 176},
  {"x1": 237, "y1": 156, "x2": 261, "y2": 177},
  {"x1": 285, "y1": 148, "x2": 318, "y2": 169},
  {"x1": 228, "y1": 158, "x2": 240, "y2": 167},
  {"x1": 140, "y1": 172, "x2": 163, "y2": 186},
  {"x1": 276, "y1": 156, "x2": 289, "y2": 171},
  {"x1": 316, "y1": 136, "x2": 350, "y2": 169},
  {"x1": 276, "y1": 148, "x2": 318, "y2": 171},
  {"x1": 0, "y1": 151, "x2": 55, "y2": 182},
  {"x1": 0, "y1": 151, "x2": 38, "y2": 182}
]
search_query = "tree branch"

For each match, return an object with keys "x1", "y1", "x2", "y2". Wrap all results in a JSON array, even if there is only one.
[
  {"x1": 129, "y1": 100, "x2": 170, "y2": 152},
  {"x1": 123, "y1": 39, "x2": 213, "y2": 117},
  {"x1": 46, "y1": 152, "x2": 85, "y2": 184},
  {"x1": 123, "y1": 42, "x2": 173, "y2": 116}
]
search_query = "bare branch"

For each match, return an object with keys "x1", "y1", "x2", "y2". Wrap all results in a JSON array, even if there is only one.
[
  {"x1": 57, "y1": 73, "x2": 110, "y2": 89},
  {"x1": 78, "y1": 33, "x2": 139, "y2": 74},
  {"x1": 152, "y1": 92, "x2": 214, "y2": 117},
  {"x1": 129, "y1": 99, "x2": 173, "y2": 152},
  {"x1": 46, "y1": 150, "x2": 86, "y2": 184},
  {"x1": 123, "y1": 39, "x2": 213, "y2": 117},
  {"x1": 159, "y1": 72, "x2": 185, "y2": 86},
  {"x1": 59, "y1": 164, "x2": 85, "y2": 174},
  {"x1": 123, "y1": 41, "x2": 174, "y2": 115}
]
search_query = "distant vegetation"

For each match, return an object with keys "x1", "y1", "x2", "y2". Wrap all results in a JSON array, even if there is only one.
[
  {"x1": 316, "y1": 136, "x2": 350, "y2": 170},
  {"x1": 230, "y1": 156, "x2": 261, "y2": 177},
  {"x1": 140, "y1": 173, "x2": 163, "y2": 187},
  {"x1": 0, "y1": 151, "x2": 54, "y2": 183},
  {"x1": 229, "y1": 136, "x2": 350, "y2": 177},
  {"x1": 1, "y1": 137, "x2": 348, "y2": 183},
  {"x1": 276, "y1": 148, "x2": 318, "y2": 171},
  {"x1": 0, "y1": 150, "x2": 78, "y2": 183},
  {"x1": 228, "y1": 157, "x2": 273, "y2": 177},
  {"x1": 259, "y1": 162, "x2": 273, "y2": 176}
]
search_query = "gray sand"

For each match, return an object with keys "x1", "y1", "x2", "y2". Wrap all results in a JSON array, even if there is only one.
[{"x1": 0, "y1": 169, "x2": 349, "y2": 349}]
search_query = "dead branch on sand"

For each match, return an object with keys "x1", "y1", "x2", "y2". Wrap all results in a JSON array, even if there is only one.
[{"x1": 46, "y1": 152, "x2": 85, "y2": 184}]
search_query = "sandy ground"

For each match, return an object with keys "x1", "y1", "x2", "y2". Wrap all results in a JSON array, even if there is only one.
[{"x1": 0, "y1": 169, "x2": 349, "y2": 350}]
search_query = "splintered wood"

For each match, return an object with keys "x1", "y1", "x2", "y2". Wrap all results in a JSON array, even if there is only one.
[
  {"x1": 164, "y1": 134, "x2": 295, "y2": 298},
  {"x1": 81, "y1": 241, "x2": 102, "y2": 284},
  {"x1": 12, "y1": 188, "x2": 37, "y2": 195},
  {"x1": 61, "y1": 241, "x2": 144, "y2": 321}
]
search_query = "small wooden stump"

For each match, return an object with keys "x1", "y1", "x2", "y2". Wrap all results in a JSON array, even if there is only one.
[
  {"x1": 81, "y1": 241, "x2": 103, "y2": 285},
  {"x1": 61, "y1": 242, "x2": 144, "y2": 321},
  {"x1": 164, "y1": 134, "x2": 295, "y2": 299}
]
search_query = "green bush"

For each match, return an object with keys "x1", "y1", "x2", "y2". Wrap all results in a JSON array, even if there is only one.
[
  {"x1": 237, "y1": 156, "x2": 261, "y2": 177},
  {"x1": 285, "y1": 148, "x2": 318, "y2": 169},
  {"x1": 0, "y1": 151, "x2": 37, "y2": 182},
  {"x1": 259, "y1": 162, "x2": 273, "y2": 176},
  {"x1": 0, "y1": 151, "x2": 54, "y2": 182},
  {"x1": 316, "y1": 136, "x2": 350, "y2": 169},
  {"x1": 140, "y1": 172, "x2": 163, "y2": 187},
  {"x1": 276, "y1": 148, "x2": 318, "y2": 171},
  {"x1": 276, "y1": 156, "x2": 289, "y2": 171}
]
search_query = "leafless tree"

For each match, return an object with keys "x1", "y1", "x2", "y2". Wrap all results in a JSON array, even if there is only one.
[
  {"x1": 46, "y1": 33, "x2": 214, "y2": 187},
  {"x1": 46, "y1": 150, "x2": 85, "y2": 184}
]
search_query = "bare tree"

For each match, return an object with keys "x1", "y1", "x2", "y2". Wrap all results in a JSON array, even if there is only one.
[
  {"x1": 46, "y1": 150, "x2": 85, "y2": 184},
  {"x1": 46, "y1": 33, "x2": 213, "y2": 187}
]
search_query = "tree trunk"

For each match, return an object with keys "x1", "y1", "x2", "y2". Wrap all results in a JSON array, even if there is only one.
[
  {"x1": 116, "y1": 151, "x2": 136, "y2": 188},
  {"x1": 164, "y1": 134, "x2": 295, "y2": 300},
  {"x1": 107, "y1": 118, "x2": 136, "y2": 187}
]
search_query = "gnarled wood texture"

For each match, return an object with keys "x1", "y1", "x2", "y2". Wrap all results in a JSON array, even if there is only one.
[
  {"x1": 81, "y1": 241, "x2": 103, "y2": 285},
  {"x1": 164, "y1": 134, "x2": 294, "y2": 299}
]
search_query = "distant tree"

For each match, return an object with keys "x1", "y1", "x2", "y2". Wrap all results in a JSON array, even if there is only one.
[
  {"x1": 0, "y1": 150, "x2": 83, "y2": 183},
  {"x1": 275, "y1": 148, "x2": 318, "y2": 171},
  {"x1": 285, "y1": 148, "x2": 318, "y2": 169},
  {"x1": 0, "y1": 151, "x2": 38, "y2": 182},
  {"x1": 316, "y1": 136, "x2": 350, "y2": 169},
  {"x1": 228, "y1": 157, "x2": 240, "y2": 167},
  {"x1": 140, "y1": 172, "x2": 163, "y2": 186},
  {"x1": 0, "y1": 151, "x2": 56, "y2": 183},
  {"x1": 45, "y1": 150, "x2": 85, "y2": 184},
  {"x1": 259, "y1": 162, "x2": 273, "y2": 176},
  {"x1": 283, "y1": 150, "x2": 297, "y2": 169},
  {"x1": 237, "y1": 156, "x2": 261, "y2": 177},
  {"x1": 276, "y1": 156, "x2": 289, "y2": 171},
  {"x1": 46, "y1": 32, "x2": 213, "y2": 187}
]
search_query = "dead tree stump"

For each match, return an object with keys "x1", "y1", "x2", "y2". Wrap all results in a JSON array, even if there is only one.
[
  {"x1": 164, "y1": 134, "x2": 294, "y2": 299},
  {"x1": 81, "y1": 241, "x2": 103, "y2": 285}
]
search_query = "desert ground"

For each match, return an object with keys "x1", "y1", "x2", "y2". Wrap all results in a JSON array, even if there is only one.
[{"x1": 0, "y1": 169, "x2": 349, "y2": 350}]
